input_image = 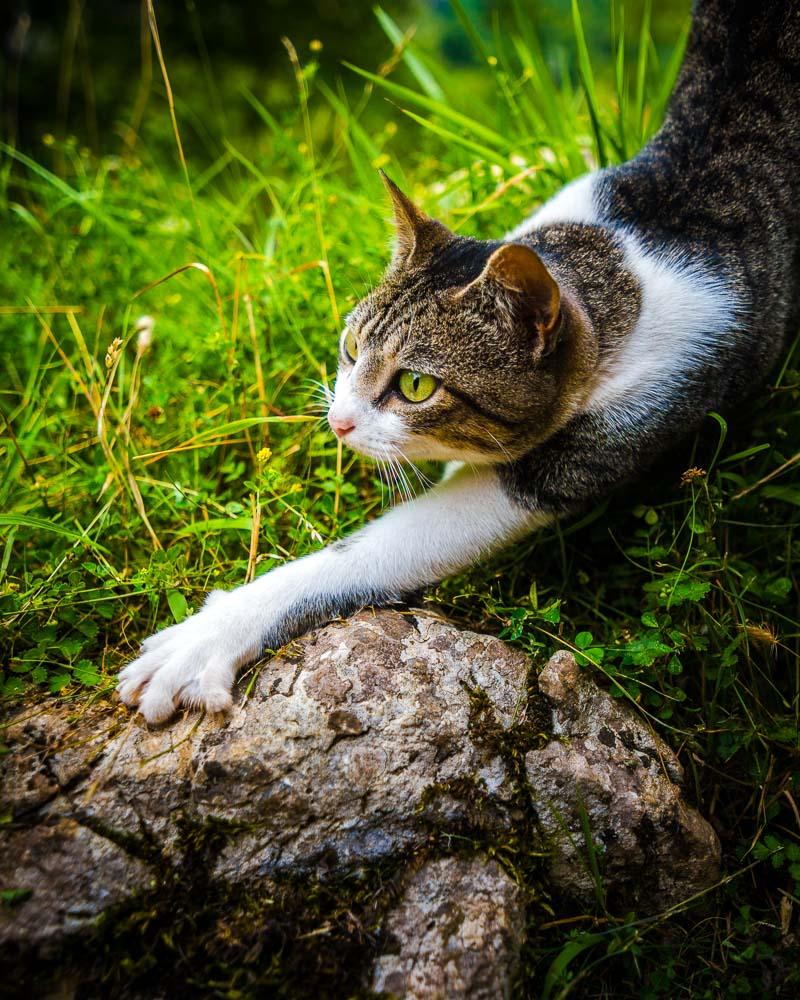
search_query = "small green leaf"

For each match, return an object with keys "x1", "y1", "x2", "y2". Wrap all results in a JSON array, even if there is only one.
[
  {"x1": 173, "y1": 517, "x2": 253, "y2": 538},
  {"x1": 73, "y1": 660, "x2": 101, "y2": 686},
  {"x1": 666, "y1": 579, "x2": 711, "y2": 606},
  {"x1": 624, "y1": 635, "x2": 672, "y2": 666},
  {"x1": 57, "y1": 637, "x2": 84, "y2": 659},
  {"x1": 1, "y1": 888, "x2": 32, "y2": 908},
  {"x1": 537, "y1": 600, "x2": 561, "y2": 624},
  {"x1": 764, "y1": 577, "x2": 792, "y2": 600},
  {"x1": 167, "y1": 590, "x2": 189, "y2": 624},
  {"x1": 2, "y1": 677, "x2": 25, "y2": 696}
]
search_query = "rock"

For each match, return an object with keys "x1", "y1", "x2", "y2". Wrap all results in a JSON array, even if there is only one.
[
  {"x1": 1, "y1": 610, "x2": 527, "y2": 947},
  {"x1": 371, "y1": 857, "x2": 525, "y2": 1000},
  {"x1": 0, "y1": 609, "x2": 720, "y2": 991},
  {"x1": 0, "y1": 818, "x2": 151, "y2": 951},
  {"x1": 527, "y1": 650, "x2": 721, "y2": 910}
]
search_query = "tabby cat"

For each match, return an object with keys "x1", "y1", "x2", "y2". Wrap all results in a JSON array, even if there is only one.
[{"x1": 119, "y1": 0, "x2": 800, "y2": 723}]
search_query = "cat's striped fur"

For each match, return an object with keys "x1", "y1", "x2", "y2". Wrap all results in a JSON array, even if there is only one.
[{"x1": 119, "y1": 0, "x2": 800, "y2": 723}]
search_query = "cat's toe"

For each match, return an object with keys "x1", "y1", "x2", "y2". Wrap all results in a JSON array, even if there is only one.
[
  {"x1": 201, "y1": 686, "x2": 234, "y2": 715},
  {"x1": 116, "y1": 651, "x2": 161, "y2": 705},
  {"x1": 119, "y1": 599, "x2": 255, "y2": 725},
  {"x1": 132, "y1": 645, "x2": 238, "y2": 724},
  {"x1": 177, "y1": 659, "x2": 235, "y2": 717},
  {"x1": 138, "y1": 687, "x2": 181, "y2": 724},
  {"x1": 137, "y1": 657, "x2": 191, "y2": 724}
]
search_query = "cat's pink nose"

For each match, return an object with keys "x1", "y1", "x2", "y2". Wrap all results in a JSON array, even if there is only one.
[{"x1": 329, "y1": 415, "x2": 356, "y2": 438}]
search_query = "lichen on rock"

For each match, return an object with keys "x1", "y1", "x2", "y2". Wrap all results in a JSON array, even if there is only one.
[
  {"x1": 371, "y1": 857, "x2": 525, "y2": 999},
  {"x1": 528, "y1": 649, "x2": 720, "y2": 910}
]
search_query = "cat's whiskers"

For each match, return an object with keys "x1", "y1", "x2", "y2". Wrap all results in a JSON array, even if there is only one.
[
  {"x1": 384, "y1": 451, "x2": 407, "y2": 504},
  {"x1": 304, "y1": 378, "x2": 335, "y2": 416},
  {"x1": 374, "y1": 446, "x2": 398, "y2": 508},
  {"x1": 395, "y1": 456, "x2": 417, "y2": 502},
  {"x1": 375, "y1": 454, "x2": 389, "y2": 505},
  {"x1": 393, "y1": 444, "x2": 435, "y2": 490},
  {"x1": 388, "y1": 458, "x2": 405, "y2": 504},
  {"x1": 487, "y1": 431, "x2": 514, "y2": 464},
  {"x1": 304, "y1": 376, "x2": 334, "y2": 400},
  {"x1": 391, "y1": 450, "x2": 414, "y2": 504},
  {"x1": 392, "y1": 455, "x2": 414, "y2": 503},
  {"x1": 384, "y1": 454, "x2": 402, "y2": 504},
  {"x1": 392, "y1": 445, "x2": 422, "y2": 500}
]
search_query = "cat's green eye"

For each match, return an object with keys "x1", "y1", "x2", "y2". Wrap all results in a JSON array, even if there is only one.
[
  {"x1": 343, "y1": 329, "x2": 359, "y2": 362},
  {"x1": 398, "y1": 370, "x2": 438, "y2": 403}
]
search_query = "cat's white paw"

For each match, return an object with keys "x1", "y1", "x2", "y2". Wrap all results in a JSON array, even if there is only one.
[{"x1": 117, "y1": 590, "x2": 261, "y2": 725}]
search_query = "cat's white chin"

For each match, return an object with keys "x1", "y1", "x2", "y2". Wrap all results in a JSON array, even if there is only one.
[
  {"x1": 341, "y1": 431, "x2": 496, "y2": 466},
  {"x1": 342, "y1": 437, "x2": 395, "y2": 460}
]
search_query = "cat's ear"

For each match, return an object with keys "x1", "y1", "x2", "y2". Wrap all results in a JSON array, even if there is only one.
[
  {"x1": 462, "y1": 243, "x2": 562, "y2": 354},
  {"x1": 379, "y1": 170, "x2": 451, "y2": 265}
]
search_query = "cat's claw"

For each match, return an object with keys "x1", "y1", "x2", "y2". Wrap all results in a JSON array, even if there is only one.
[{"x1": 117, "y1": 591, "x2": 259, "y2": 725}]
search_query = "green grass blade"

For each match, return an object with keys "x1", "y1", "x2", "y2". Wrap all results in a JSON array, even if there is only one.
[
  {"x1": 373, "y1": 6, "x2": 445, "y2": 101},
  {"x1": 613, "y1": 3, "x2": 628, "y2": 159},
  {"x1": 343, "y1": 63, "x2": 510, "y2": 151},
  {"x1": 448, "y1": 0, "x2": 491, "y2": 64},
  {"x1": 571, "y1": 0, "x2": 608, "y2": 167},
  {"x1": 398, "y1": 108, "x2": 516, "y2": 169},
  {"x1": 651, "y1": 15, "x2": 691, "y2": 130},
  {"x1": 0, "y1": 514, "x2": 109, "y2": 552},
  {"x1": 318, "y1": 80, "x2": 382, "y2": 163},
  {"x1": 173, "y1": 516, "x2": 253, "y2": 537},
  {"x1": 0, "y1": 143, "x2": 142, "y2": 251},
  {"x1": 636, "y1": 0, "x2": 653, "y2": 138}
]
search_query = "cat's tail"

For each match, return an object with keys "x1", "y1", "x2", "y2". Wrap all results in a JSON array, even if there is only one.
[
  {"x1": 657, "y1": 1, "x2": 800, "y2": 154},
  {"x1": 677, "y1": 0, "x2": 800, "y2": 98}
]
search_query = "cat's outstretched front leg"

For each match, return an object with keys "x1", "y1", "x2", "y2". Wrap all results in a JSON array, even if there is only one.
[{"x1": 117, "y1": 466, "x2": 545, "y2": 724}]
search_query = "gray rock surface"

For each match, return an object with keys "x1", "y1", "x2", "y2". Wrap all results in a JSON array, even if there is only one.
[
  {"x1": 371, "y1": 857, "x2": 525, "y2": 999},
  {"x1": 1, "y1": 610, "x2": 527, "y2": 948},
  {"x1": 528, "y1": 649, "x2": 721, "y2": 910},
  {"x1": 1, "y1": 609, "x2": 721, "y2": 993},
  {"x1": 1, "y1": 818, "x2": 151, "y2": 950}
]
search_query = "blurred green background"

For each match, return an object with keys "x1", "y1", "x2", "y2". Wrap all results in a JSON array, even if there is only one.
[{"x1": 3, "y1": 0, "x2": 690, "y2": 158}]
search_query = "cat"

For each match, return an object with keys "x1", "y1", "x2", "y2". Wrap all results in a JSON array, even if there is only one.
[{"x1": 118, "y1": 0, "x2": 800, "y2": 724}]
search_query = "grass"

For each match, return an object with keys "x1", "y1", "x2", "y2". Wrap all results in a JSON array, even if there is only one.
[{"x1": 2, "y1": 1, "x2": 800, "y2": 995}]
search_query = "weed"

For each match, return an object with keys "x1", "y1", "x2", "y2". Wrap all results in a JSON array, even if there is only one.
[{"x1": 2, "y1": 1, "x2": 799, "y2": 995}]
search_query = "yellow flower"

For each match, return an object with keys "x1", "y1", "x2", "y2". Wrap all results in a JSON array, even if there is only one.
[
  {"x1": 257, "y1": 447, "x2": 273, "y2": 466},
  {"x1": 680, "y1": 467, "x2": 707, "y2": 486},
  {"x1": 310, "y1": 39, "x2": 323, "y2": 52}
]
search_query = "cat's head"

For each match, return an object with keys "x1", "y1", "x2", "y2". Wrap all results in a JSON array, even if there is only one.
[{"x1": 327, "y1": 174, "x2": 586, "y2": 464}]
